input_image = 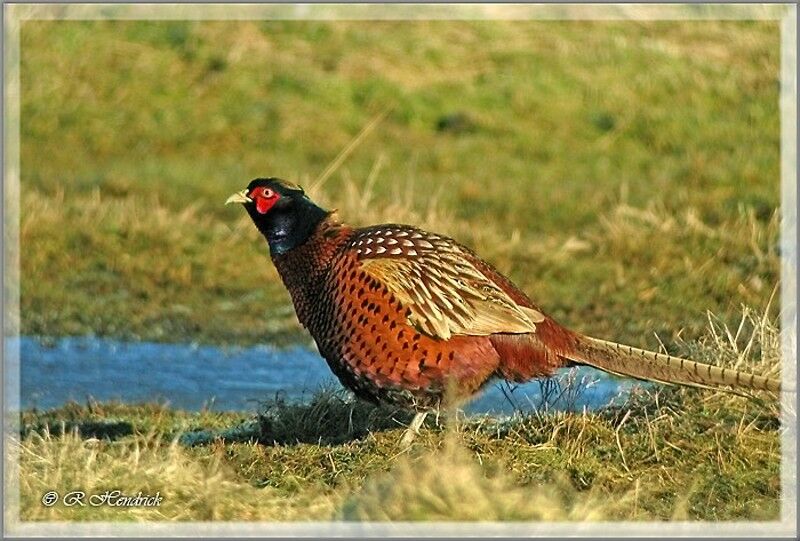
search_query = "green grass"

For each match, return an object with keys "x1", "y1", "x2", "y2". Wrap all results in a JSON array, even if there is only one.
[
  {"x1": 19, "y1": 19, "x2": 781, "y2": 346},
  {"x1": 13, "y1": 19, "x2": 785, "y2": 522}
]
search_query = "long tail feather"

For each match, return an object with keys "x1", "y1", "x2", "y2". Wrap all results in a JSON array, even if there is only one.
[{"x1": 568, "y1": 334, "x2": 782, "y2": 393}]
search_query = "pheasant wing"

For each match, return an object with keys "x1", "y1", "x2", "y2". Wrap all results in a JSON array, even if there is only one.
[{"x1": 351, "y1": 225, "x2": 544, "y2": 340}]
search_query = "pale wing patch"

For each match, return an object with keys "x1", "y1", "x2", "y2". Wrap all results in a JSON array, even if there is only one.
[
  {"x1": 360, "y1": 254, "x2": 543, "y2": 341},
  {"x1": 521, "y1": 307, "x2": 546, "y2": 324}
]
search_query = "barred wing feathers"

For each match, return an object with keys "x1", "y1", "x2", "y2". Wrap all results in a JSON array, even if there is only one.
[{"x1": 351, "y1": 225, "x2": 544, "y2": 341}]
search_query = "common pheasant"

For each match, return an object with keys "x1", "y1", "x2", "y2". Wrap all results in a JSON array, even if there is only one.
[{"x1": 227, "y1": 178, "x2": 782, "y2": 442}]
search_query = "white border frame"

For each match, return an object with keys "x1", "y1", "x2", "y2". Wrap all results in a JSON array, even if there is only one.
[{"x1": 3, "y1": 3, "x2": 797, "y2": 538}]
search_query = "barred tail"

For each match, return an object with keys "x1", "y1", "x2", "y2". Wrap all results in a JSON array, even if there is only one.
[{"x1": 568, "y1": 334, "x2": 782, "y2": 393}]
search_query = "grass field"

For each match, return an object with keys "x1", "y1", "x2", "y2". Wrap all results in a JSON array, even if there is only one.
[{"x1": 13, "y1": 19, "x2": 786, "y2": 523}]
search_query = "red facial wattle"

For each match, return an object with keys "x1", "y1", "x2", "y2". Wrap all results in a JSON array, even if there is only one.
[{"x1": 251, "y1": 187, "x2": 280, "y2": 214}]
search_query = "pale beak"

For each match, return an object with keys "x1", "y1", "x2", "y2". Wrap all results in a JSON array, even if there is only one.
[{"x1": 225, "y1": 190, "x2": 252, "y2": 205}]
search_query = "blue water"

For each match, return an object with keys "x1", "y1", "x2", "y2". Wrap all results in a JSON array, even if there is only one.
[{"x1": 11, "y1": 336, "x2": 641, "y2": 415}]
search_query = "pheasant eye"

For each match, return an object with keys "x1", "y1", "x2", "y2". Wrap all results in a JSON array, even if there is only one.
[{"x1": 262, "y1": 188, "x2": 275, "y2": 198}]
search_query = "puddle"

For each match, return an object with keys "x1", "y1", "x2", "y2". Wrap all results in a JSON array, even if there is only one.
[{"x1": 11, "y1": 336, "x2": 642, "y2": 415}]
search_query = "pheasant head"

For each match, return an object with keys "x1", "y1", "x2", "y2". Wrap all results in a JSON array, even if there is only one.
[{"x1": 226, "y1": 178, "x2": 331, "y2": 255}]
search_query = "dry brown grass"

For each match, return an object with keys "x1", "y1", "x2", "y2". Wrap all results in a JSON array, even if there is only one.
[{"x1": 14, "y1": 429, "x2": 338, "y2": 522}]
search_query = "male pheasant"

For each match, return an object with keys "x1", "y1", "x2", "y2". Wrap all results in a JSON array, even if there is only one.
[{"x1": 227, "y1": 178, "x2": 782, "y2": 442}]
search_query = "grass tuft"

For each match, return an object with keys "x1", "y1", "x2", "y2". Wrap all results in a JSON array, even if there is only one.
[
  {"x1": 339, "y1": 437, "x2": 624, "y2": 521},
  {"x1": 255, "y1": 387, "x2": 414, "y2": 446},
  {"x1": 15, "y1": 430, "x2": 337, "y2": 521}
]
